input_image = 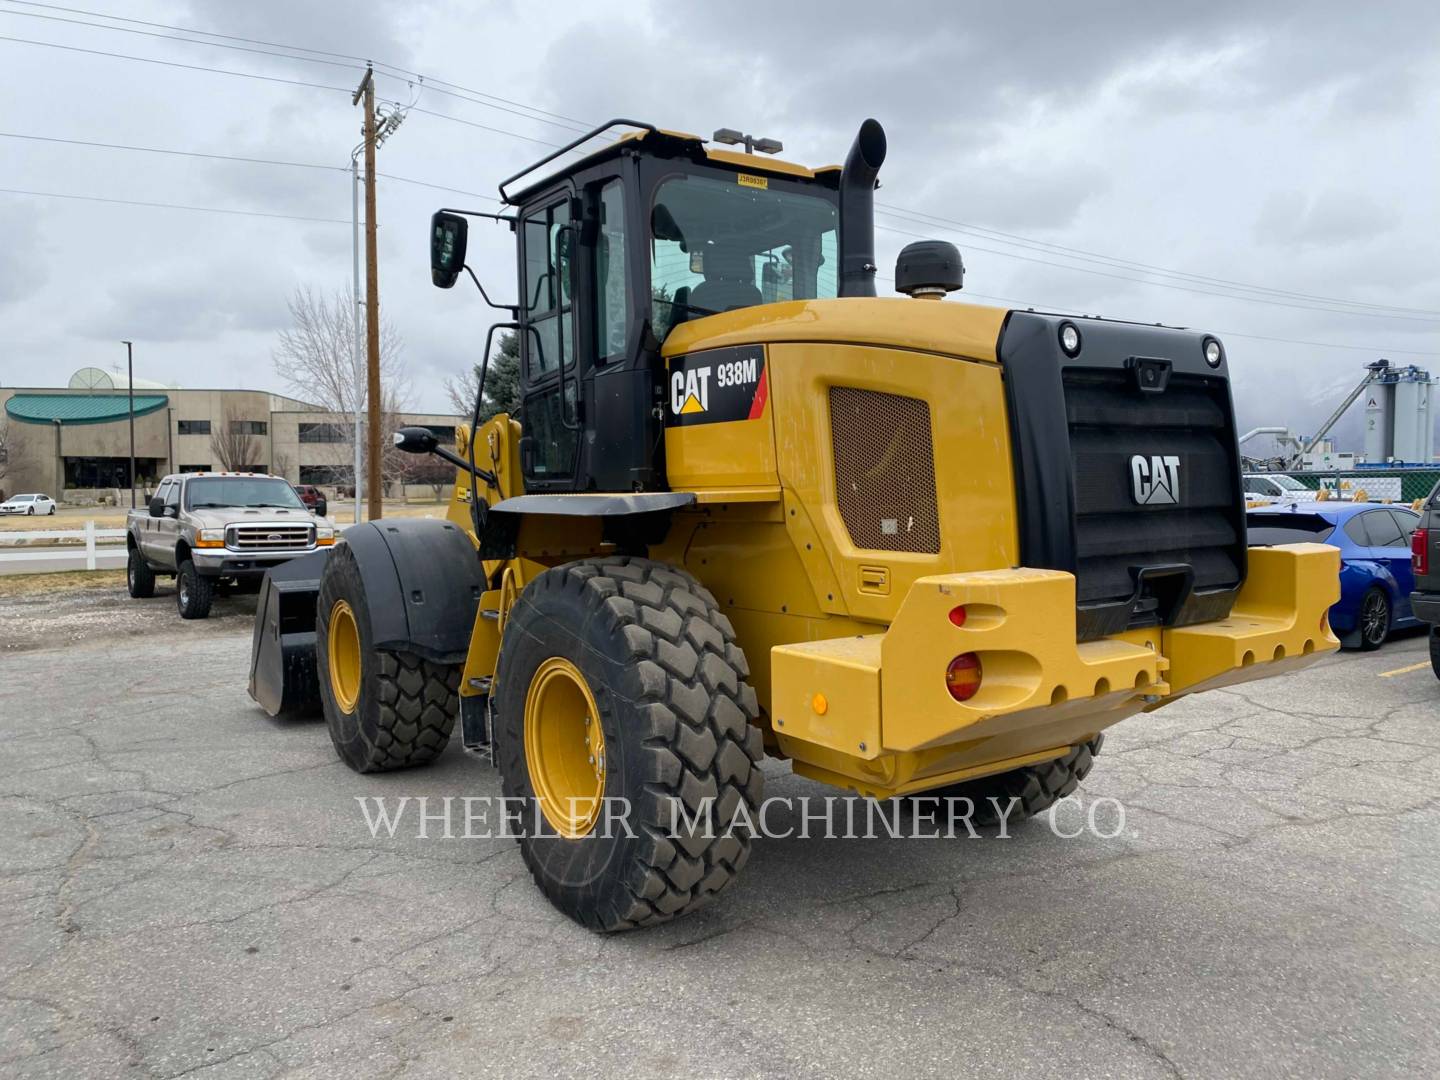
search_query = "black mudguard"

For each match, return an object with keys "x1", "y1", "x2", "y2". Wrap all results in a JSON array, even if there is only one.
[{"x1": 247, "y1": 520, "x2": 484, "y2": 718}]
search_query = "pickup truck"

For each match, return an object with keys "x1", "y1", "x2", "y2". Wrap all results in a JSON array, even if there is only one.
[{"x1": 126, "y1": 472, "x2": 336, "y2": 619}]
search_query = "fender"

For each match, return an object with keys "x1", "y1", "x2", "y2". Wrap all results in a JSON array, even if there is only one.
[
  {"x1": 479, "y1": 492, "x2": 696, "y2": 559},
  {"x1": 342, "y1": 519, "x2": 485, "y2": 662}
]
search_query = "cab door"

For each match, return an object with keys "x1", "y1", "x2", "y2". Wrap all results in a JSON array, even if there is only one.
[{"x1": 516, "y1": 192, "x2": 581, "y2": 490}]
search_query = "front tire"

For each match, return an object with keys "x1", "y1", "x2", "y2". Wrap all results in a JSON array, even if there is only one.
[
  {"x1": 127, "y1": 547, "x2": 155, "y2": 598},
  {"x1": 1358, "y1": 587, "x2": 1390, "y2": 651},
  {"x1": 493, "y1": 557, "x2": 765, "y2": 932},
  {"x1": 176, "y1": 559, "x2": 214, "y2": 619},
  {"x1": 315, "y1": 542, "x2": 458, "y2": 772}
]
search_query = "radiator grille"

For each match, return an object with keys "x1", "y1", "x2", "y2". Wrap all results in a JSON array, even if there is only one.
[
  {"x1": 1064, "y1": 369, "x2": 1242, "y2": 609},
  {"x1": 227, "y1": 524, "x2": 314, "y2": 551},
  {"x1": 830, "y1": 387, "x2": 940, "y2": 554}
]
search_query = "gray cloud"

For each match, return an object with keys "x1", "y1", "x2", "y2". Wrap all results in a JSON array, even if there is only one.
[{"x1": 0, "y1": 0, "x2": 1435, "y2": 434}]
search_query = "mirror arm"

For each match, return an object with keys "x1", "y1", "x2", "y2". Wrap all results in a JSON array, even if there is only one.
[{"x1": 461, "y1": 265, "x2": 519, "y2": 315}]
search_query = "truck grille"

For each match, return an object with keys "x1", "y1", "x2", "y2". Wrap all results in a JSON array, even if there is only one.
[{"x1": 227, "y1": 525, "x2": 314, "y2": 551}]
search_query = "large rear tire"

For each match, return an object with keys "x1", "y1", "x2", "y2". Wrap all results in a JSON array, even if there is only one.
[
  {"x1": 917, "y1": 737, "x2": 1104, "y2": 825},
  {"x1": 492, "y1": 556, "x2": 765, "y2": 932},
  {"x1": 315, "y1": 542, "x2": 458, "y2": 772}
]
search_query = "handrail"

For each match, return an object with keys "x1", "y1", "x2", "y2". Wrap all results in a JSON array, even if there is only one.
[{"x1": 498, "y1": 119, "x2": 657, "y2": 204}]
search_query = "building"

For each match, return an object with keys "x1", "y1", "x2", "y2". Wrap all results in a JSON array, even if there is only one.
[{"x1": 0, "y1": 369, "x2": 460, "y2": 502}]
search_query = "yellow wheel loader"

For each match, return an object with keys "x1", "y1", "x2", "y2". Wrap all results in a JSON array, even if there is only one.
[{"x1": 248, "y1": 118, "x2": 1340, "y2": 931}]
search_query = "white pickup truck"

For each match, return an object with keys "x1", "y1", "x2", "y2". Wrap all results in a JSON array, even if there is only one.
[{"x1": 126, "y1": 472, "x2": 336, "y2": 619}]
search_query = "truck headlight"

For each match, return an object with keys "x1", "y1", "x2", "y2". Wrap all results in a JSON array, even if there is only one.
[
  {"x1": 316, "y1": 527, "x2": 335, "y2": 547},
  {"x1": 195, "y1": 529, "x2": 226, "y2": 548}
]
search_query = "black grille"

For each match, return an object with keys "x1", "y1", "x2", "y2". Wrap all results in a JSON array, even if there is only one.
[
  {"x1": 999, "y1": 312, "x2": 1246, "y2": 642},
  {"x1": 1066, "y1": 369, "x2": 1243, "y2": 617}
]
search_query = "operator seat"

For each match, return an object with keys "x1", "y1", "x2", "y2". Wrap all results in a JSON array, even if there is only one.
[{"x1": 688, "y1": 247, "x2": 762, "y2": 315}]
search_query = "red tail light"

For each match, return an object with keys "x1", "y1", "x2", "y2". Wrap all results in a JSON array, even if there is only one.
[
  {"x1": 945, "y1": 653, "x2": 983, "y2": 702},
  {"x1": 1413, "y1": 528, "x2": 1429, "y2": 575}
]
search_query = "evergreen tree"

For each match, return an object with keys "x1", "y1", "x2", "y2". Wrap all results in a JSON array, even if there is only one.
[{"x1": 480, "y1": 330, "x2": 521, "y2": 422}]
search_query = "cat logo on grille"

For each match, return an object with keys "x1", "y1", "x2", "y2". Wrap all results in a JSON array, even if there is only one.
[{"x1": 1130, "y1": 454, "x2": 1181, "y2": 505}]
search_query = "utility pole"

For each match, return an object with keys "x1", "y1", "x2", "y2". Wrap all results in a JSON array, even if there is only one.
[
  {"x1": 121, "y1": 340, "x2": 136, "y2": 507},
  {"x1": 352, "y1": 65, "x2": 383, "y2": 521},
  {"x1": 349, "y1": 151, "x2": 363, "y2": 525}
]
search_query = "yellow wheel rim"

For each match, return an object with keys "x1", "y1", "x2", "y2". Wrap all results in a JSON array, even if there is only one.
[
  {"x1": 327, "y1": 599, "x2": 362, "y2": 714},
  {"x1": 523, "y1": 657, "x2": 606, "y2": 838}
]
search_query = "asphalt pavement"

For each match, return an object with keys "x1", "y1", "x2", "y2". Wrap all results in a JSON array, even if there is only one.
[{"x1": 2, "y1": 591, "x2": 1438, "y2": 1079}]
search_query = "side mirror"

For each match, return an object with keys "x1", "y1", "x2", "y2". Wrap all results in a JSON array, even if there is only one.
[
  {"x1": 430, "y1": 211, "x2": 468, "y2": 289},
  {"x1": 148, "y1": 497, "x2": 164, "y2": 518},
  {"x1": 392, "y1": 426, "x2": 439, "y2": 455}
]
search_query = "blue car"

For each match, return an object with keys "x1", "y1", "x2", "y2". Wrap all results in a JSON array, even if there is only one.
[{"x1": 1247, "y1": 501, "x2": 1422, "y2": 650}]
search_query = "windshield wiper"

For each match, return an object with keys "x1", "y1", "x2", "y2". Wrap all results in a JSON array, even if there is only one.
[{"x1": 189, "y1": 502, "x2": 232, "y2": 508}]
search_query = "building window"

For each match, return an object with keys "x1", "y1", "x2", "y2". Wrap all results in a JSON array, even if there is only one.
[
  {"x1": 177, "y1": 464, "x2": 212, "y2": 474},
  {"x1": 177, "y1": 419, "x2": 211, "y2": 435},
  {"x1": 63, "y1": 457, "x2": 164, "y2": 488},
  {"x1": 299, "y1": 465, "x2": 348, "y2": 485},
  {"x1": 423, "y1": 425, "x2": 456, "y2": 443},
  {"x1": 230, "y1": 420, "x2": 268, "y2": 435},
  {"x1": 299, "y1": 422, "x2": 349, "y2": 443}
]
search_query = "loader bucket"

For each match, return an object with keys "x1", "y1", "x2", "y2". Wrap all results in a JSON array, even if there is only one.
[{"x1": 248, "y1": 549, "x2": 332, "y2": 718}]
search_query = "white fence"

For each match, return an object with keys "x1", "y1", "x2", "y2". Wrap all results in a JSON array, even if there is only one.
[{"x1": 0, "y1": 521, "x2": 127, "y2": 570}]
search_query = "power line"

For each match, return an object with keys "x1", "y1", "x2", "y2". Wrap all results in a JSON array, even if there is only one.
[
  {"x1": 0, "y1": 33, "x2": 352, "y2": 92},
  {"x1": 0, "y1": 186, "x2": 348, "y2": 223},
  {"x1": 876, "y1": 202, "x2": 1440, "y2": 317},
  {"x1": 0, "y1": 1, "x2": 595, "y2": 135},
  {"x1": 0, "y1": 130, "x2": 346, "y2": 171},
  {"x1": 874, "y1": 218, "x2": 1440, "y2": 324},
  {"x1": 5, "y1": 5, "x2": 1431, "y2": 340}
]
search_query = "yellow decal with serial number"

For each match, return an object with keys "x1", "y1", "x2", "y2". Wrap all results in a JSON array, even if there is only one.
[{"x1": 737, "y1": 173, "x2": 768, "y2": 189}]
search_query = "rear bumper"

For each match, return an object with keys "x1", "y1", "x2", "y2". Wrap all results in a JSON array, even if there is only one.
[
  {"x1": 1410, "y1": 591, "x2": 1440, "y2": 626},
  {"x1": 769, "y1": 543, "x2": 1340, "y2": 798}
]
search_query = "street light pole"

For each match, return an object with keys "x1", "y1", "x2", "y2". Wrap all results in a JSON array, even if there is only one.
[{"x1": 121, "y1": 340, "x2": 135, "y2": 507}]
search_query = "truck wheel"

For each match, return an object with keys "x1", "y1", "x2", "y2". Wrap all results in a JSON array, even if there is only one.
[
  {"x1": 1358, "y1": 587, "x2": 1390, "y2": 651},
  {"x1": 918, "y1": 737, "x2": 1104, "y2": 825},
  {"x1": 176, "y1": 560, "x2": 214, "y2": 619},
  {"x1": 492, "y1": 556, "x2": 765, "y2": 931},
  {"x1": 127, "y1": 547, "x2": 155, "y2": 599},
  {"x1": 316, "y1": 542, "x2": 458, "y2": 772}
]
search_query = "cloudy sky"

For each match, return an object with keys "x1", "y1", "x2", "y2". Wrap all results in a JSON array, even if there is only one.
[{"x1": 0, "y1": 0, "x2": 1436, "y2": 448}]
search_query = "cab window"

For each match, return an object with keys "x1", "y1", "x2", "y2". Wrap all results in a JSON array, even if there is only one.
[
  {"x1": 649, "y1": 171, "x2": 839, "y2": 341},
  {"x1": 595, "y1": 180, "x2": 628, "y2": 361},
  {"x1": 163, "y1": 482, "x2": 181, "y2": 512},
  {"x1": 522, "y1": 199, "x2": 573, "y2": 378}
]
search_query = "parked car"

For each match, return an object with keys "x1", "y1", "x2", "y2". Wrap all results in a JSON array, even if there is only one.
[
  {"x1": 0, "y1": 493, "x2": 57, "y2": 515},
  {"x1": 1247, "y1": 501, "x2": 1421, "y2": 650},
  {"x1": 1242, "y1": 473, "x2": 1313, "y2": 505},
  {"x1": 126, "y1": 472, "x2": 336, "y2": 619},
  {"x1": 1404, "y1": 482, "x2": 1440, "y2": 676},
  {"x1": 292, "y1": 483, "x2": 329, "y2": 516}
]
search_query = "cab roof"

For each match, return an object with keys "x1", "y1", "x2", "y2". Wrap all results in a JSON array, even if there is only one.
[{"x1": 501, "y1": 120, "x2": 840, "y2": 205}]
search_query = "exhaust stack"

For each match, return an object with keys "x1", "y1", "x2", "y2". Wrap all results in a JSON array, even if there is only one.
[{"x1": 838, "y1": 118, "x2": 887, "y2": 298}]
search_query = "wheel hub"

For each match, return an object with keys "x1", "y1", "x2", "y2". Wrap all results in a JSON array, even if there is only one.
[
  {"x1": 523, "y1": 657, "x2": 606, "y2": 838},
  {"x1": 327, "y1": 600, "x2": 362, "y2": 713}
]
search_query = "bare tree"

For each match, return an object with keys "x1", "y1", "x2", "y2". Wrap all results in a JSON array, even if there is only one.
[
  {"x1": 211, "y1": 402, "x2": 260, "y2": 472},
  {"x1": 444, "y1": 330, "x2": 521, "y2": 423},
  {"x1": 272, "y1": 285, "x2": 411, "y2": 489},
  {"x1": 271, "y1": 451, "x2": 292, "y2": 481},
  {"x1": 0, "y1": 414, "x2": 17, "y2": 487}
]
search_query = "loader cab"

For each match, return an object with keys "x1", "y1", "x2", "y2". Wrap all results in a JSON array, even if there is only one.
[{"x1": 434, "y1": 121, "x2": 862, "y2": 495}]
